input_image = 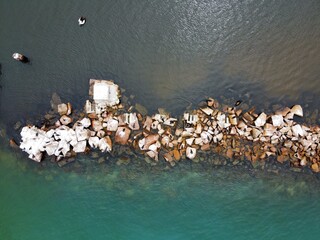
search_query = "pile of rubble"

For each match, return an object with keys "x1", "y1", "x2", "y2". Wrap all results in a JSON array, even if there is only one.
[{"x1": 18, "y1": 79, "x2": 320, "y2": 173}]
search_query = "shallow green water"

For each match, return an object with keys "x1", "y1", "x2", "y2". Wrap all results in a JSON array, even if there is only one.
[
  {"x1": 1, "y1": 0, "x2": 320, "y2": 239},
  {"x1": 1, "y1": 147, "x2": 320, "y2": 240}
]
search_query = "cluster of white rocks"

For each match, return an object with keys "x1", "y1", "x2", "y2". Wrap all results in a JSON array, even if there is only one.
[
  {"x1": 18, "y1": 79, "x2": 320, "y2": 172},
  {"x1": 20, "y1": 118, "x2": 112, "y2": 162}
]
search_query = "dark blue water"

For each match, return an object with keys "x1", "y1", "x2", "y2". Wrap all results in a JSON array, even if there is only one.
[{"x1": 1, "y1": 0, "x2": 320, "y2": 239}]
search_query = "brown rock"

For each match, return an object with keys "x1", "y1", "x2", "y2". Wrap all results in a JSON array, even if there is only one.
[
  {"x1": 143, "y1": 116, "x2": 153, "y2": 131},
  {"x1": 9, "y1": 139, "x2": 19, "y2": 149},
  {"x1": 115, "y1": 127, "x2": 131, "y2": 145},
  {"x1": 139, "y1": 134, "x2": 159, "y2": 151},
  {"x1": 201, "y1": 144, "x2": 210, "y2": 151},
  {"x1": 88, "y1": 113, "x2": 98, "y2": 119},
  {"x1": 311, "y1": 163, "x2": 319, "y2": 172},
  {"x1": 226, "y1": 148, "x2": 233, "y2": 159},
  {"x1": 173, "y1": 149, "x2": 181, "y2": 161},
  {"x1": 60, "y1": 115, "x2": 72, "y2": 125},
  {"x1": 163, "y1": 152, "x2": 173, "y2": 162}
]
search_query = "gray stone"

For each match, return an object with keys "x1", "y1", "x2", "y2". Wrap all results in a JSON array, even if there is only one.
[{"x1": 50, "y1": 92, "x2": 62, "y2": 111}]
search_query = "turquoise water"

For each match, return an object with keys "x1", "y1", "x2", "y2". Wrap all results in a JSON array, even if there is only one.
[{"x1": 1, "y1": 146, "x2": 320, "y2": 239}]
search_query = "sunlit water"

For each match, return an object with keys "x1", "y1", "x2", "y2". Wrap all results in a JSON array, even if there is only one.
[{"x1": 1, "y1": 0, "x2": 320, "y2": 239}]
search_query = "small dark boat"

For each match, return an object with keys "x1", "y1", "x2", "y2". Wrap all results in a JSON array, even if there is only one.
[{"x1": 12, "y1": 53, "x2": 29, "y2": 63}]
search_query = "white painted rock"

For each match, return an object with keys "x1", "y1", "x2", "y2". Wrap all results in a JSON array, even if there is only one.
[
  {"x1": 73, "y1": 140, "x2": 87, "y2": 153},
  {"x1": 106, "y1": 118, "x2": 119, "y2": 131},
  {"x1": 79, "y1": 118, "x2": 91, "y2": 128},
  {"x1": 99, "y1": 136, "x2": 112, "y2": 152},
  {"x1": 254, "y1": 112, "x2": 267, "y2": 127},
  {"x1": 88, "y1": 136, "x2": 100, "y2": 148},
  {"x1": 186, "y1": 147, "x2": 196, "y2": 159},
  {"x1": 271, "y1": 115, "x2": 284, "y2": 127},
  {"x1": 75, "y1": 127, "x2": 90, "y2": 141}
]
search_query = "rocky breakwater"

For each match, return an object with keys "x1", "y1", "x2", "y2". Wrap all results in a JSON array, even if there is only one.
[{"x1": 18, "y1": 79, "x2": 320, "y2": 173}]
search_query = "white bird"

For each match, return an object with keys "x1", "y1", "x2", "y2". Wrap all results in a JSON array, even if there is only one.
[{"x1": 78, "y1": 17, "x2": 86, "y2": 26}]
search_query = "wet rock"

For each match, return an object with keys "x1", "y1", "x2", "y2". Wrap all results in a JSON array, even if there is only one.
[
  {"x1": 13, "y1": 121, "x2": 22, "y2": 131},
  {"x1": 116, "y1": 156, "x2": 131, "y2": 166},
  {"x1": 44, "y1": 113, "x2": 55, "y2": 121},
  {"x1": 291, "y1": 105, "x2": 303, "y2": 117},
  {"x1": 163, "y1": 152, "x2": 173, "y2": 162},
  {"x1": 9, "y1": 139, "x2": 19, "y2": 149},
  {"x1": 60, "y1": 115, "x2": 72, "y2": 125},
  {"x1": 291, "y1": 167, "x2": 302, "y2": 173},
  {"x1": 50, "y1": 92, "x2": 62, "y2": 112},
  {"x1": 91, "y1": 152, "x2": 100, "y2": 159},
  {"x1": 212, "y1": 158, "x2": 221, "y2": 165},
  {"x1": 135, "y1": 103, "x2": 148, "y2": 115},
  {"x1": 311, "y1": 163, "x2": 319, "y2": 173},
  {"x1": 146, "y1": 150, "x2": 158, "y2": 161},
  {"x1": 98, "y1": 157, "x2": 105, "y2": 164},
  {"x1": 173, "y1": 149, "x2": 181, "y2": 161},
  {"x1": 0, "y1": 126, "x2": 7, "y2": 138},
  {"x1": 57, "y1": 157, "x2": 75, "y2": 167},
  {"x1": 15, "y1": 79, "x2": 320, "y2": 174},
  {"x1": 58, "y1": 103, "x2": 68, "y2": 116}
]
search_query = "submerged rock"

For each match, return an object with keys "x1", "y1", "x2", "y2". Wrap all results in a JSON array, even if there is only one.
[{"x1": 50, "y1": 93, "x2": 62, "y2": 112}]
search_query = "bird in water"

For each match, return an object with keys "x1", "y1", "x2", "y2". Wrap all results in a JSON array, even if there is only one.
[{"x1": 78, "y1": 16, "x2": 86, "y2": 26}]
